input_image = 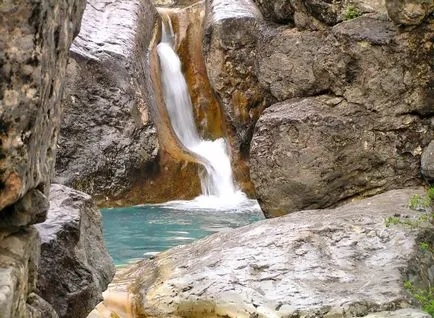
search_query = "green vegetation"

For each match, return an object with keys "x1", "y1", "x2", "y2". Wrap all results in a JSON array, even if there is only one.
[
  {"x1": 404, "y1": 281, "x2": 434, "y2": 317},
  {"x1": 409, "y1": 194, "x2": 432, "y2": 211},
  {"x1": 427, "y1": 186, "x2": 434, "y2": 201},
  {"x1": 385, "y1": 213, "x2": 433, "y2": 228},
  {"x1": 419, "y1": 242, "x2": 431, "y2": 252},
  {"x1": 343, "y1": 6, "x2": 362, "y2": 21}
]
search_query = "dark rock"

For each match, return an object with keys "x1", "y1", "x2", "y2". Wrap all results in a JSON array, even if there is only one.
[
  {"x1": 250, "y1": 96, "x2": 432, "y2": 217},
  {"x1": 0, "y1": 0, "x2": 86, "y2": 211},
  {"x1": 422, "y1": 141, "x2": 434, "y2": 183},
  {"x1": 35, "y1": 184, "x2": 115, "y2": 318},
  {"x1": 0, "y1": 189, "x2": 48, "y2": 232},
  {"x1": 386, "y1": 0, "x2": 434, "y2": 25},
  {"x1": 92, "y1": 189, "x2": 434, "y2": 318}
]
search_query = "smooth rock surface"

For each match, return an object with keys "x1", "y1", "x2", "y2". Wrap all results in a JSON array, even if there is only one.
[
  {"x1": 35, "y1": 184, "x2": 115, "y2": 318},
  {"x1": 250, "y1": 95, "x2": 432, "y2": 217},
  {"x1": 0, "y1": 0, "x2": 86, "y2": 211},
  {"x1": 56, "y1": 0, "x2": 202, "y2": 206},
  {"x1": 90, "y1": 188, "x2": 433, "y2": 318}
]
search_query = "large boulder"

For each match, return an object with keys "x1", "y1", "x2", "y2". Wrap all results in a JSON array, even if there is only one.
[
  {"x1": 91, "y1": 189, "x2": 433, "y2": 318},
  {"x1": 203, "y1": 0, "x2": 275, "y2": 194},
  {"x1": 35, "y1": 184, "x2": 115, "y2": 318},
  {"x1": 251, "y1": 16, "x2": 433, "y2": 217},
  {"x1": 55, "y1": 0, "x2": 202, "y2": 207},
  {"x1": 250, "y1": 95, "x2": 432, "y2": 217}
]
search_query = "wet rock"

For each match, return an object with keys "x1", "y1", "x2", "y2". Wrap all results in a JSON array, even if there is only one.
[
  {"x1": 35, "y1": 184, "x2": 115, "y2": 318},
  {"x1": 204, "y1": 0, "x2": 275, "y2": 194},
  {"x1": 158, "y1": 1, "x2": 224, "y2": 140},
  {"x1": 386, "y1": 0, "x2": 434, "y2": 25},
  {"x1": 250, "y1": 95, "x2": 432, "y2": 217},
  {"x1": 422, "y1": 141, "x2": 434, "y2": 183},
  {"x1": 91, "y1": 189, "x2": 434, "y2": 317},
  {"x1": 56, "y1": 0, "x2": 202, "y2": 206},
  {"x1": 0, "y1": 0, "x2": 86, "y2": 211}
]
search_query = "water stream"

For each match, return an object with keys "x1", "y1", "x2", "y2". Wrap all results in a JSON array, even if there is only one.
[
  {"x1": 157, "y1": 15, "x2": 257, "y2": 210},
  {"x1": 101, "y1": 15, "x2": 263, "y2": 267}
]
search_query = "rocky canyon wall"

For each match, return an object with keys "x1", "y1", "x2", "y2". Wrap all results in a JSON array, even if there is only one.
[
  {"x1": 55, "y1": 0, "x2": 203, "y2": 207},
  {"x1": 204, "y1": 0, "x2": 434, "y2": 217}
]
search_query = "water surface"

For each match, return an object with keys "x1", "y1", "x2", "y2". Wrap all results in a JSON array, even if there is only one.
[{"x1": 102, "y1": 202, "x2": 263, "y2": 266}]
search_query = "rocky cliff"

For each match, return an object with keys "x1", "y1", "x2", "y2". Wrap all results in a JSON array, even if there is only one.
[
  {"x1": 55, "y1": 0, "x2": 203, "y2": 207},
  {"x1": 0, "y1": 0, "x2": 114, "y2": 317},
  {"x1": 204, "y1": 0, "x2": 433, "y2": 217}
]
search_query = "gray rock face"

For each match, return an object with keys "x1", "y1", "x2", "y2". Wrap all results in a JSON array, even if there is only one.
[
  {"x1": 0, "y1": 0, "x2": 85, "y2": 211},
  {"x1": 258, "y1": 17, "x2": 433, "y2": 116},
  {"x1": 422, "y1": 141, "x2": 434, "y2": 183},
  {"x1": 35, "y1": 184, "x2": 115, "y2": 318},
  {"x1": 386, "y1": 0, "x2": 434, "y2": 25},
  {"x1": 251, "y1": 0, "x2": 387, "y2": 27},
  {"x1": 56, "y1": 0, "x2": 203, "y2": 207},
  {"x1": 250, "y1": 15, "x2": 433, "y2": 217},
  {"x1": 55, "y1": 0, "x2": 159, "y2": 206},
  {"x1": 93, "y1": 189, "x2": 433, "y2": 318},
  {"x1": 251, "y1": 95, "x2": 432, "y2": 217}
]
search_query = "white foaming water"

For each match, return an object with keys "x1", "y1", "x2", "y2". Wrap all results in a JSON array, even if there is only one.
[{"x1": 157, "y1": 16, "x2": 258, "y2": 211}]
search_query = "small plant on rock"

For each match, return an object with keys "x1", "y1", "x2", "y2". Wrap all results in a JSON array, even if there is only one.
[
  {"x1": 404, "y1": 281, "x2": 434, "y2": 317},
  {"x1": 343, "y1": 5, "x2": 362, "y2": 21},
  {"x1": 409, "y1": 194, "x2": 431, "y2": 211}
]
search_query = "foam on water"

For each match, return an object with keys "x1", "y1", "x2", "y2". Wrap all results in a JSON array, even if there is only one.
[{"x1": 157, "y1": 16, "x2": 258, "y2": 211}]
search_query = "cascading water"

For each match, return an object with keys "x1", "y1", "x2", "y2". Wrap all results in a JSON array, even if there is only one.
[{"x1": 157, "y1": 16, "x2": 258, "y2": 211}]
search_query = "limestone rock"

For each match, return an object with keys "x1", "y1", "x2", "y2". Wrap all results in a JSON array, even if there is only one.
[
  {"x1": 386, "y1": 0, "x2": 434, "y2": 25},
  {"x1": 55, "y1": 0, "x2": 202, "y2": 206},
  {"x1": 92, "y1": 189, "x2": 434, "y2": 317},
  {"x1": 250, "y1": 95, "x2": 432, "y2": 217},
  {"x1": 422, "y1": 141, "x2": 434, "y2": 183},
  {"x1": 35, "y1": 184, "x2": 115, "y2": 318},
  {"x1": 0, "y1": 0, "x2": 86, "y2": 211}
]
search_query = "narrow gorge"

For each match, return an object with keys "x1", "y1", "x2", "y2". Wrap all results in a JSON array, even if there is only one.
[{"x1": 0, "y1": 0, "x2": 433, "y2": 317}]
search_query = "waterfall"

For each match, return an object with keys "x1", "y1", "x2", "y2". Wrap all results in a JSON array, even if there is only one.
[{"x1": 157, "y1": 16, "x2": 255, "y2": 211}]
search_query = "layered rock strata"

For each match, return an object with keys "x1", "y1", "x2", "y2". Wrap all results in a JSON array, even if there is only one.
[{"x1": 90, "y1": 188, "x2": 434, "y2": 318}]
